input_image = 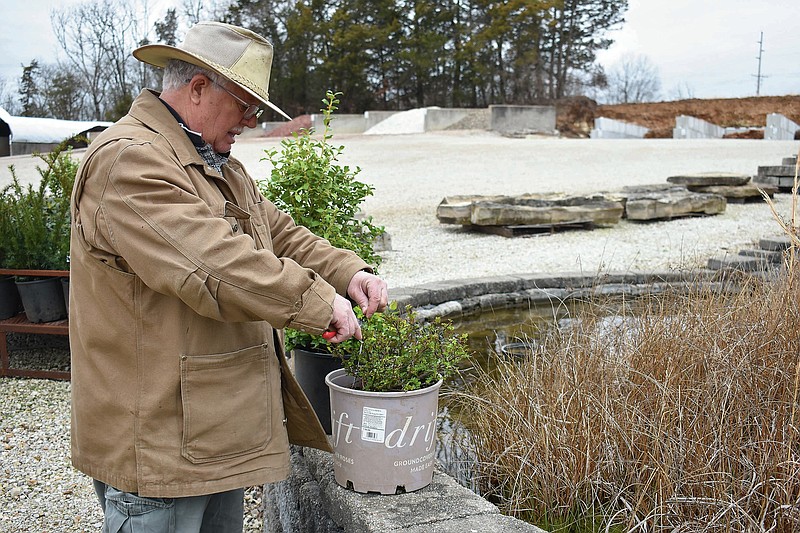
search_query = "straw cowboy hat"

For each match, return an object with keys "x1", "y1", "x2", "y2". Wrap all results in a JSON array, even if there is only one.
[{"x1": 133, "y1": 21, "x2": 291, "y2": 120}]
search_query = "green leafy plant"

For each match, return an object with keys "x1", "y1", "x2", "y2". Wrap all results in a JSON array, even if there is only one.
[
  {"x1": 2, "y1": 141, "x2": 77, "y2": 272},
  {"x1": 258, "y1": 91, "x2": 385, "y2": 353},
  {"x1": 331, "y1": 303, "x2": 471, "y2": 392}
]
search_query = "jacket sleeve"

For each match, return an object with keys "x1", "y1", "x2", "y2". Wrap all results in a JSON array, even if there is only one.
[{"x1": 77, "y1": 140, "x2": 364, "y2": 333}]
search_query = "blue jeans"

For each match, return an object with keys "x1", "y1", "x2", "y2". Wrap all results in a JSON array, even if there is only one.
[{"x1": 93, "y1": 480, "x2": 244, "y2": 533}]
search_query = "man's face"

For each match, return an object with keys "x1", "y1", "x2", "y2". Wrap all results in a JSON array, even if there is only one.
[{"x1": 199, "y1": 78, "x2": 260, "y2": 153}]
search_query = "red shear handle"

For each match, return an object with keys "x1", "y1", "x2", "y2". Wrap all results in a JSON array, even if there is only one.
[{"x1": 322, "y1": 330, "x2": 336, "y2": 340}]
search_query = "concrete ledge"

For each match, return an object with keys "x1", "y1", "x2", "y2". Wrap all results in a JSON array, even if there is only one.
[
  {"x1": 265, "y1": 446, "x2": 544, "y2": 533},
  {"x1": 389, "y1": 270, "x2": 717, "y2": 313}
]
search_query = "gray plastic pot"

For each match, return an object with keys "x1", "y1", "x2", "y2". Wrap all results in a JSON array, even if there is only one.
[{"x1": 325, "y1": 368, "x2": 441, "y2": 495}]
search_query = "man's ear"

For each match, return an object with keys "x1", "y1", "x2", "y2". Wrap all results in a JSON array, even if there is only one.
[{"x1": 188, "y1": 74, "x2": 210, "y2": 105}]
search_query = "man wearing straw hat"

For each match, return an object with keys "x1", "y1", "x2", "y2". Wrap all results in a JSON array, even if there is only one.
[{"x1": 69, "y1": 21, "x2": 387, "y2": 531}]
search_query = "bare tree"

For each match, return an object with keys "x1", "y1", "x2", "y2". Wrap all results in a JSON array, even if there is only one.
[
  {"x1": 51, "y1": 0, "x2": 142, "y2": 120},
  {"x1": 605, "y1": 53, "x2": 661, "y2": 104},
  {"x1": 670, "y1": 82, "x2": 696, "y2": 101},
  {"x1": 0, "y1": 77, "x2": 19, "y2": 114},
  {"x1": 182, "y1": 0, "x2": 229, "y2": 25}
]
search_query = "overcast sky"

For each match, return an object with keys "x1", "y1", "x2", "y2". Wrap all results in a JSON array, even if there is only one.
[{"x1": 1, "y1": 0, "x2": 798, "y2": 103}]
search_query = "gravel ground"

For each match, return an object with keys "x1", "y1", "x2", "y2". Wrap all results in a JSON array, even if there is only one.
[{"x1": 1, "y1": 132, "x2": 798, "y2": 531}]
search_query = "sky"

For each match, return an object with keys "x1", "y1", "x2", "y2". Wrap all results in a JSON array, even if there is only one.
[{"x1": 0, "y1": 0, "x2": 798, "y2": 103}]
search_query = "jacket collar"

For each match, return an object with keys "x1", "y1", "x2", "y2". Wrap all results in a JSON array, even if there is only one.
[{"x1": 127, "y1": 89, "x2": 218, "y2": 171}]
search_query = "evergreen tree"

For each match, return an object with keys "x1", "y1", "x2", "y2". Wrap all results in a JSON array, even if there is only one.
[{"x1": 18, "y1": 60, "x2": 44, "y2": 117}]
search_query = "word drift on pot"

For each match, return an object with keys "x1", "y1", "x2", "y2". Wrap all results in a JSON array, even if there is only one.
[{"x1": 331, "y1": 408, "x2": 437, "y2": 452}]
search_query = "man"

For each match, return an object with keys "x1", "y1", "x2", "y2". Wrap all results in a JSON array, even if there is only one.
[{"x1": 69, "y1": 21, "x2": 388, "y2": 531}]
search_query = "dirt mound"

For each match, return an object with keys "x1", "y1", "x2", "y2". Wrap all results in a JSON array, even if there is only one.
[
  {"x1": 264, "y1": 114, "x2": 312, "y2": 137},
  {"x1": 557, "y1": 95, "x2": 800, "y2": 138},
  {"x1": 555, "y1": 96, "x2": 598, "y2": 137}
]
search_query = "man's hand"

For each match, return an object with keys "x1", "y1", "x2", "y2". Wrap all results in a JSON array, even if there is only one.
[
  {"x1": 346, "y1": 271, "x2": 388, "y2": 318},
  {"x1": 324, "y1": 294, "x2": 362, "y2": 343}
]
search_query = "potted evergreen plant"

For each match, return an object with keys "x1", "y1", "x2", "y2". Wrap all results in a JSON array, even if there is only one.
[
  {"x1": 258, "y1": 91, "x2": 385, "y2": 432},
  {"x1": 2, "y1": 142, "x2": 76, "y2": 322},
  {"x1": 325, "y1": 303, "x2": 470, "y2": 494},
  {"x1": 0, "y1": 191, "x2": 22, "y2": 319}
]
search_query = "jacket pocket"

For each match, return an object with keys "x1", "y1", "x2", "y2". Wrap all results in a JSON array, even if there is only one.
[{"x1": 180, "y1": 344, "x2": 272, "y2": 464}]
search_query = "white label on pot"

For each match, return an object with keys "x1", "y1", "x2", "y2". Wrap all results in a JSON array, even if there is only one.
[{"x1": 361, "y1": 406, "x2": 386, "y2": 442}]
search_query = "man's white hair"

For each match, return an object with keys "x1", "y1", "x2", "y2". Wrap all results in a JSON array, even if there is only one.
[{"x1": 162, "y1": 59, "x2": 221, "y2": 91}]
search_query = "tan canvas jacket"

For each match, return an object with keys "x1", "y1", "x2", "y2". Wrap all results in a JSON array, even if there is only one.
[{"x1": 69, "y1": 89, "x2": 368, "y2": 498}]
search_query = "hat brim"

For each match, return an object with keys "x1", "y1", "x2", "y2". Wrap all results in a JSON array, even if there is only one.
[{"x1": 133, "y1": 44, "x2": 292, "y2": 121}]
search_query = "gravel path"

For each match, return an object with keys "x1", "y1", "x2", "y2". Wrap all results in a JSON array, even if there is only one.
[{"x1": 1, "y1": 132, "x2": 798, "y2": 531}]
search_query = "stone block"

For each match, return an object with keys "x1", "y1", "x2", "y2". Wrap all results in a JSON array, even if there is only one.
[
  {"x1": 707, "y1": 255, "x2": 767, "y2": 272},
  {"x1": 617, "y1": 186, "x2": 726, "y2": 220},
  {"x1": 759, "y1": 236, "x2": 793, "y2": 251},
  {"x1": 690, "y1": 183, "x2": 775, "y2": 202},
  {"x1": 757, "y1": 165, "x2": 797, "y2": 178},
  {"x1": 666, "y1": 172, "x2": 750, "y2": 187},
  {"x1": 738, "y1": 248, "x2": 784, "y2": 264}
]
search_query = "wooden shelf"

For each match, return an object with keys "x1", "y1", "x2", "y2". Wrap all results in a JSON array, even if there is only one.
[{"x1": 0, "y1": 270, "x2": 70, "y2": 380}]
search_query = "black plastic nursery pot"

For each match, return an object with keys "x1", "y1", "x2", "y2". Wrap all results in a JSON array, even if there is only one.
[
  {"x1": 293, "y1": 348, "x2": 343, "y2": 434},
  {"x1": 15, "y1": 277, "x2": 67, "y2": 323},
  {"x1": 0, "y1": 275, "x2": 22, "y2": 320}
]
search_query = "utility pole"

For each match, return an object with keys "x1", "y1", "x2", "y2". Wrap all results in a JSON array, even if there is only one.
[{"x1": 754, "y1": 32, "x2": 766, "y2": 96}]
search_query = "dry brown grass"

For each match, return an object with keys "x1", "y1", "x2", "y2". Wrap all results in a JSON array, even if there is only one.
[{"x1": 450, "y1": 150, "x2": 800, "y2": 531}]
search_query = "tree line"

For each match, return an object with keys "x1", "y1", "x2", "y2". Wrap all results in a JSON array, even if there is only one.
[{"x1": 7, "y1": 0, "x2": 648, "y2": 122}]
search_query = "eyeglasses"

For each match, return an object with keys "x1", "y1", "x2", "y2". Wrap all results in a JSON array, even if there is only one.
[{"x1": 211, "y1": 79, "x2": 265, "y2": 120}]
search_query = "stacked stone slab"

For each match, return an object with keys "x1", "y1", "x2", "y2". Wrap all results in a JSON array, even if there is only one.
[
  {"x1": 765, "y1": 113, "x2": 800, "y2": 140},
  {"x1": 436, "y1": 185, "x2": 730, "y2": 236},
  {"x1": 614, "y1": 184, "x2": 726, "y2": 220},
  {"x1": 673, "y1": 115, "x2": 725, "y2": 139},
  {"x1": 707, "y1": 235, "x2": 793, "y2": 272},
  {"x1": 436, "y1": 193, "x2": 624, "y2": 236},
  {"x1": 590, "y1": 117, "x2": 649, "y2": 139},
  {"x1": 756, "y1": 155, "x2": 798, "y2": 191},
  {"x1": 666, "y1": 171, "x2": 776, "y2": 203}
]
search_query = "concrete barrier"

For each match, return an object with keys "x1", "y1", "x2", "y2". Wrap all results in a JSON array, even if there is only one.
[
  {"x1": 311, "y1": 113, "x2": 368, "y2": 134},
  {"x1": 765, "y1": 113, "x2": 800, "y2": 140},
  {"x1": 364, "y1": 110, "x2": 398, "y2": 131},
  {"x1": 424, "y1": 108, "x2": 472, "y2": 131},
  {"x1": 489, "y1": 105, "x2": 556, "y2": 135},
  {"x1": 672, "y1": 115, "x2": 724, "y2": 139},
  {"x1": 590, "y1": 117, "x2": 649, "y2": 139}
]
